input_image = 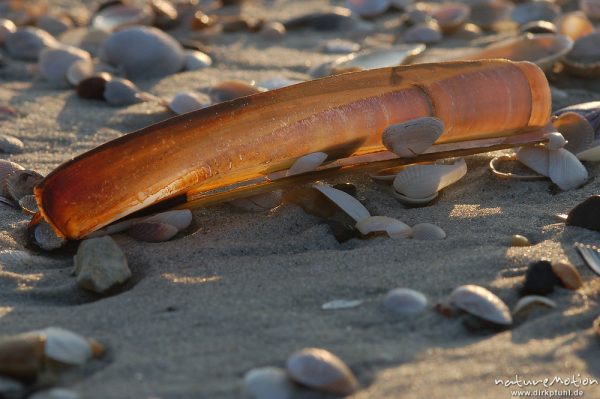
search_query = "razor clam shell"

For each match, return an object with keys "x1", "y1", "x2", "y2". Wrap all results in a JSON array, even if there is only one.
[
  {"x1": 0, "y1": 19, "x2": 16, "y2": 44},
  {"x1": 168, "y1": 92, "x2": 206, "y2": 115},
  {"x1": 99, "y1": 26, "x2": 185, "y2": 80},
  {"x1": 103, "y1": 78, "x2": 142, "y2": 106},
  {"x1": 449, "y1": 284, "x2": 512, "y2": 326},
  {"x1": 33, "y1": 220, "x2": 67, "y2": 250},
  {"x1": 383, "y1": 288, "x2": 428, "y2": 315},
  {"x1": 322, "y1": 299, "x2": 364, "y2": 310},
  {"x1": 313, "y1": 183, "x2": 370, "y2": 223},
  {"x1": 142, "y1": 210, "x2": 192, "y2": 232},
  {"x1": 552, "y1": 112, "x2": 595, "y2": 156},
  {"x1": 345, "y1": 0, "x2": 391, "y2": 18},
  {"x1": 355, "y1": 216, "x2": 412, "y2": 239},
  {"x1": 0, "y1": 134, "x2": 24, "y2": 154},
  {"x1": 5, "y1": 27, "x2": 58, "y2": 61},
  {"x1": 229, "y1": 191, "x2": 282, "y2": 212},
  {"x1": 29, "y1": 388, "x2": 79, "y2": 399},
  {"x1": 243, "y1": 367, "x2": 294, "y2": 399},
  {"x1": 18, "y1": 194, "x2": 39, "y2": 214},
  {"x1": 381, "y1": 116, "x2": 444, "y2": 157},
  {"x1": 39, "y1": 45, "x2": 92, "y2": 86},
  {"x1": 548, "y1": 148, "x2": 588, "y2": 191},
  {"x1": 516, "y1": 146, "x2": 549, "y2": 176},
  {"x1": 128, "y1": 221, "x2": 178, "y2": 242},
  {"x1": 286, "y1": 152, "x2": 328, "y2": 176},
  {"x1": 7, "y1": 170, "x2": 43, "y2": 201},
  {"x1": 183, "y1": 50, "x2": 212, "y2": 71},
  {"x1": 556, "y1": 11, "x2": 595, "y2": 41},
  {"x1": 575, "y1": 243, "x2": 600, "y2": 275},
  {"x1": 392, "y1": 158, "x2": 467, "y2": 200},
  {"x1": 411, "y1": 223, "x2": 446, "y2": 240},
  {"x1": 512, "y1": 295, "x2": 556, "y2": 318},
  {"x1": 285, "y1": 348, "x2": 358, "y2": 396}
]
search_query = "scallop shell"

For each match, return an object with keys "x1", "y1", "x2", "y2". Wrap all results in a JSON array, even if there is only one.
[
  {"x1": 142, "y1": 209, "x2": 192, "y2": 232},
  {"x1": 511, "y1": 0, "x2": 560, "y2": 25},
  {"x1": 285, "y1": 348, "x2": 358, "y2": 396},
  {"x1": 552, "y1": 112, "x2": 595, "y2": 156},
  {"x1": 448, "y1": 284, "x2": 512, "y2": 326},
  {"x1": 382, "y1": 116, "x2": 444, "y2": 157},
  {"x1": 562, "y1": 31, "x2": 600, "y2": 77},
  {"x1": 548, "y1": 148, "x2": 588, "y2": 191},
  {"x1": 33, "y1": 220, "x2": 66, "y2": 251},
  {"x1": 5, "y1": 27, "x2": 58, "y2": 61},
  {"x1": 229, "y1": 191, "x2": 282, "y2": 212},
  {"x1": 0, "y1": 18, "x2": 17, "y2": 44},
  {"x1": 39, "y1": 45, "x2": 92, "y2": 86},
  {"x1": 410, "y1": 223, "x2": 446, "y2": 240},
  {"x1": 168, "y1": 92, "x2": 206, "y2": 115},
  {"x1": 99, "y1": 26, "x2": 185, "y2": 80},
  {"x1": 575, "y1": 243, "x2": 600, "y2": 275},
  {"x1": 0, "y1": 134, "x2": 24, "y2": 154},
  {"x1": 515, "y1": 145, "x2": 549, "y2": 176},
  {"x1": 7, "y1": 170, "x2": 43, "y2": 201},
  {"x1": 286, "y1": 152, "x2": 328, "y2": 176},
  {"x1": 555, "y1": 11, "x2": 595, "y2": 41},
  {"x1": 355, "y1": 216, "x2": 412, "y2": 239},
  {"x1": 243, "y1": 367, "x2": 294, "y2": 399},
  {"x1": 313, "y1": 183, "x2": 370, "y2": 223},
  {"x1": 383, "y1": 288, "x2": 428, "y2": 315},
  {"x1": 103, "y1": 78, "x2": 142, "y2": 106},
  {"x1": 345, "y1": 0, "x2": 390, "y2": 18},
  {"x1": 183, "y1": 50, "x2": 212, "y2": 71},
  {"x1": 512, "y1": 295, "x2": 556, "y2": 318},
  {"x1": 551, "y1": 262, "x2": 582, "y2": 290},
  {"x1": 392, "y1": 158, "x2": 467, "y2": 200},
  {"x1": 127, "y1": 221, "x2": 178, "y2": 242},
  {"x1": 403, "y1": 21, "x2": 442, "y2": 44},
  {"x1": 66, "y1": 58, "x2": 95, "y2": 86},
  {"x1": 92, "y1": 4, "x2": 154, "y2": 32},
  {"x1": 18, "y1": 194, "x2": 39, "y2": 214}
]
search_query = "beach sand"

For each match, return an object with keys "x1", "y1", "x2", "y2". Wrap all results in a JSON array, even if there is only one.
[{"x1": 1, "y1": 1, "x2": 600, "y2": 398}]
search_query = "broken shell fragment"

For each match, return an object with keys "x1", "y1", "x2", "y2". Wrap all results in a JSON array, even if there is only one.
[
  {"x1": 286, "y1": 152, "x2": 328, "y2": 176},
  {"x1": 5, "y1": 27, "x2": 58, "y2": 61},
  {"x1": 575, "y1": 243, "x2": 600, "y2": 276},
  {"x1": 128, "y1": 221, "x2": 178, "y2": 243},
  {"x1": 448, "y1": 285, "x2": 512, "y2": 326},
  {"x1": 355, "y1": 216, "x2": 411, "y2": 239},
  {"x1": 521, "y1": 260, "x2": 559, "y2": 296},
  {"x1": 100, "y1": 26, "x2": 185, "y2": 79},
  {"x1": 548, "y1": 148, "x2": 588, "y2": 191},
  {"x1": 512, "y1": 295, "x2": 556, "y2": 318},
  {"x1": 313, "y1": 183, "x2": 370, "y2": 223},
  {"x1": 551, "y1": 261, "x2": 582, "y2": 290},
  {"x1": 285, "y1": 348, "x2": 358, "y2": 396},
  {"x1": 0, "y1": 161, "x2": 24, "y2": 196},
  {"x1": 74, "y1": 236, "x2": 131, "y2": 293},
  {"x1": 243, "y1": 367, "x2": 294, "y2": 399},
  {"x1": 383, "y1": 288, "x2": 428, "y2": 315},
  {"x1": 567, "y1": 196, "x2": 600, "y2": 232},
  {"x1": 7, "y1": 170, "x2": 43, "y2": 201},
  {"x1": 183, "y1": 50, "x2": 212, "y2": 71},
  {"x1": 39, "y1": 45, "x2": 92, "y2": 86},
  {"x1": 382, "y1": 116, "x2": 444, "y2": 157},
  {"x1": 168, "y1": 92, "x2": 206, "y2": 115},
  {"x1": 410, "y1": 223, "x2": 446, "y2": 240},
  {"x1": 32, "y1": 220, "x2": 67, "y2": 251},
  {"x1": 0, "y1": 134, "x2": 24, "y2": 154}
]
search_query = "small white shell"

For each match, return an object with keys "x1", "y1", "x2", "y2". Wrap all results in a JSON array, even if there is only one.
[
  {"x1": 67, "y1": 58, "x2": 95, "y2": 86},
  {"x1": 0, "y1": 134, "x2": 24, "y2": 154},
  {"x1": 410, "y1": 223, "x2": 446, "y2": 240},
  {"x1": 355, "y1": 216, "x2": 411, "y2": 239},
  {"x1": 43, "y1": 327, "x2": 93, "y2": 366},
  {"x1": 545, "y1": 132, "x2": 566, "y2": 150},
  {"x1": 184, "y1": 50, "x2": 212, "y2": 71},
  {"x1": 103, "y1": 78, "x2": 141, "y2": 106},
  {"x1": 0, "y1": 19, "x2": 17, "y2": 44},
  {"x1": 168, "y1": 92, "x2": 206, "y2": 115},
  {"x1": 448, "y1": 284, "x2": 512, "y2": 326},
  {"x1": 345, "y1": 0, "x2": 391, "y2": 18},
  {"x1": 29, "y1": 388, "x2": 80, "y2": 399},
  {"x1": 286, "y1": 348, "x2": 358, "y2": 396},
  {"x1": 548, "y1": 148, "x2": 588, "y2": 190},
  {"x1": 39, "y1": 45, "x2": 92, "y2": 86},
  {"x1": 128, "y1": 221, "x2": 178, "y2": 242},
  {"x1": 383, "y1": 288, "x2": 428, "y2": 315},
  {"x1": 382, "y1": 117, "x2": 444, "y2": 157},
  {"x1": 5, "y1": 27, "x2": 58, "y2": 61},
  {"x1": 516, "y1": 146, "x2": 549, "y2": 176},
  {"x1": 34, "y1": 221, "x2": 67, "y2": 251},
  {"x1": 286, "y1": 152, "x2": 328, "y2": 176},
  {"x1": 321, "y1": 39, "x2": 360, "y2": 54},
  {"x1": 392, "y1": 158, "x2": 467, "y2": 200},
  {"x1": 313, "y1": 183, "x2": 370, "y2": 223},
  {"x1": 512, "y1": 295, "x2": 556, "y2": 317},
  {"x1": 322, "y1": 299, "x2": 364, "y2": 310},
  {"x1": 143, "y1": 209, "x2": 192, "y2": 232},
  {"x1": 229, "y1": 191, "x2": 282, "y2": 212},
  {"x1": 243, "y1": 367, "x2": 294, "y2": 399}
]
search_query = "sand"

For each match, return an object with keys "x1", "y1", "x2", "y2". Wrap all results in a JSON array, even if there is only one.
[{"x1": 1, "y1": 0, "x2": 600, "y2": 398}]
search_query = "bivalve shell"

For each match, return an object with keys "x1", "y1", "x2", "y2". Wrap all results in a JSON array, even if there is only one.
[
  {"x1": 33, "y1": 220, "x2": 66, "y2": 251},
  {"x1": 66, "y1": 58, "x2": 95, "y2": 86},
  {"x1": 18, "y1": 195, "x2": 39, "y2": 214},
  {"x1": 209, "y1": 81, "x2": 265, "y2": 103},
  {"x1": 383, "y1": 288, "x2": 428, "y2": 315},
  {"x1": 321, "y1": 39, "x2": 360, "y2": 54},
  {"x1": 285, "y1": 348, "x2": 358, "y2": 396},
  {"x1": 313, "y1": 183, "x2": 370, "y2": 223},
  {"x1": 432, "y1": 3, "x2": 471, "y2": 34},
  {"x1": 382, "y1": 116, "x2": 444, "y2": 157},
  {"x1": 355, "y1": 216, "x2": 412, "y2": 239},
  {"x1": 410, "y1": 223, "x2": 446, "y2": 240},
  {"x1": 322, "y1": 299, "x2": 364, "y2": 310},
  {"x1": 545, "y1": 132, "x2": 566, "y2": 150},
  {"x1": 512, "y1": 295, "x2": 556, "y2": 318},
  {"x1": 168, "y1": 92, "x2": 206, "y2": 115},
  {"x1": 563, "y1": 31, "x2": 600, "y2": 78},
  {"x1": 286, "y1": 152, "x2": 328, "y2": 176},
  {"x1": 0, "y1": 19, "x2": 16, "y2": 44},
  {"x1": 580, "y1": 0, "x2": 600, "y2": 20},
  {"x1": 403, "y1": 21, "x2": 442, "y2": 44},
  {"x1": 511, "y1": 1, "x2": 560, "y2": 25},
  {"x1": 142, "y1": 210, "x2": 192, "y2": 232},
  {"x1": 7, "y1": 170, "x2": 43, "y2": 201},
  {"x1": 127, "y1": 221, "x2": 178, "y2": 243},
  {"x1": 243, "y1": 367, "x2": 294, "y2": 399},
  {"x1": 552, "y1": 112, "x2": 595, "y2": 156},
  {"x1": 184, "y1": 50, "x2": 212, "y2": 71},
  {"x1": 77, "y1": 74, "x2": 110, "y2": 100},
  {"x1": 392, "y1": 158, "x2": 467, "y2": 202},
  {"x1": 548, "y1": 148, "x2": 588, "y2": 191},
  {"x1": 551, "y1": 261, "x2": 582, "y2": 290},
  {"x1": 39, "y1": 45, "x2": 92, "y2": 86},
  {"x1": 103, "y1": 77, "x2": 142, "y2": 106},
  {"x1": 516, "y1": 145, "x2": 549, "y2": 176},
  {"x1": 556, "y1": 11, "x2": 595, "y2": 41},
  {"x1": 5, "y1": 27, "x2": 58, "y2": 61},
  {"x1": 575, "y1": 243, "x2": 600, "y2": 275},
  {"x1": 329, "y1": 45, "x2": 425, "y2": 74},
  {"x1": 0, "y1": 134, "x2": 24, "y2": 154},
  {"x1": 448, "y1": 284, "x2": 512, "y2": 326},
  {"x1": 92, "y1": 4, "x2": 154, "y2": 32}
]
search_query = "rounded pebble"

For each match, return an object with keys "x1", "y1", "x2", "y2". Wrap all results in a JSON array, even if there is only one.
[
  {"x1": 510, "y1": 234, "x2": 531, "y2": 247},
  {"x1": 243, "y1": 367, "x2": 294, "y2": 399},
  {"x1": 383, "y1": 288, "x2": 428, "y2": 315},
  {"x1": 521, "y1": 260, "x2": 560, "y2": 296},
  {"x1": 74, "y1": 236, "x2": 131, "y2": 293}
]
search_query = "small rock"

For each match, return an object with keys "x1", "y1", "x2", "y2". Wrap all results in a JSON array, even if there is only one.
[
  {"x1": 73, "y1": 236, "x2": 131, "y2": 293},
  {"x1": 521, "y1": 260, "x2": 560, "y2": 296},
  {"x1": 510, "y1": 234, "x2": 531, "y2": 247},
  {"x1": 243, "y1": 367, "x2": 294, "y2": 399}
]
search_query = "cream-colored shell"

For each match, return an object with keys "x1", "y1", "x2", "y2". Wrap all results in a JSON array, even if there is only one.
[
  {"x1": 512, "y1": 295, "x2": 556, "y2": 317},
  {"x1": 287, "y1": 152, "x2": 328, "y2": 176},
  {"x1": 548, "y1": 148, "x2": 588, "y2": 190},
  {"x1": 449, "y1": 284, "x2": 512, "y2": 325},
  {"x1": 313, "y1": 183, "x2": 370, "y2": 223},
  {"x1": 392, "y1": 158, "x2": 467, "y2": 200},
  {"x1": 516, "y1": 145, "x2": 549, "y2": 176},
  {"x1": 381, "y1": 117, "x2": 444, "y2": 157}
]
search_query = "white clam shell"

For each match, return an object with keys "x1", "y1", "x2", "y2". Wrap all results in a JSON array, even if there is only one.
[
  {"x1": 0, "y1": 18, "x2": 17, "y2": 44},
  {"x1": 410, "y1": 223, "x2": 446, "y2": 240},
  {"x1": 448, "y1": 284, "x2": 512, "y2": 326},
  {"x1": 34, "y1": 221, "x2": 67, "y2": 250},
  {"x1": 5, "y1": 27, "x2": 58, "y2": 61},
  {"x1": 313, "y1": 183, "x2": 370, "y2": 223},
  {"x1": 382, "y1": 117, "x2": 444, "y2": 157},
  {"x1": 103, "y1": 78, "x2": 142, "y2": 106},
  {"x1": 67, "y1": 58, "x2": 95, "y2": 86},
  {"x1": 29, "y1": 388, "x2": 80, "y2": 399},
  {"x1": 243, "y1": 367, "x2": 294, "y2": 399},
  {"x1": 184, "y1": 50, "x2": 212, "y2": 71},
  {"x1": 548, "y1": 148, "x2": 588, "y2": 190},
  {"x1": 286, "y1": 152, "x2": 328, "y2": 176},
  {"x1": 0, "y1": 134, "x2": 24, "y2": 154},
  {"x1": 383, "y1": 288, "x2": 428, "y2": 315},
  {"x1": 345, "y1": 0, "x2": 391, "y2": 17},
  {"x1": 39, "y1": 45, "x2": 92, "y2": 86},
  {"x1": 321, "y1": 299, "x2": 364, "y2": 310},
  {"x1": 285, "y1": 348, "x2": 358, "y2": 396},
  {"x1": 545, "y1": 132, "x2": 566, "y2": 150},
  {"x1": 516, "y1": 146, "x2": 549, "y2": 176},
  {"x1": 128, "y1": 221, "x2": 178, "y2": 242},
  {"x1": 74, "y1": 236, "x2": 131, "y2": 293},
  {"x1": 512, "y1": 295, "x2": 556, "y2": 317},
  {"x1": 168, "y1": 92, "x2": 206, "y2": 115},
  {"x1": 100, "y1": 26, "x2": 185, "y2": 80},
  {"x1": 143, "y1": 209, "x2": 192, "y2": 232},
  {"x1": 393, "y1": 190, "x2": 438, "y2": 206},
  {"x1": 392, "y1": 158, "x2": 467, "y2": 200},
  {"x1": 229, "y1": 191, "x2": 282, "y2": 212},
  {"x1": 43, "y1": 327, "x2": 93, "y2": 366},
  {"x1": 355, "y1": 216, "x2": 411, "y2": 239}
]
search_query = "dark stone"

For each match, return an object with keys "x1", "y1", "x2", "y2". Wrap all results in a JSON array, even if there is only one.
[
  {"x1": 566, "y1": 196, "x2": 600, "y2": 232},
  {"x1": 521, "y1": 260, "x2": 560, "y2": 296},
  {"x1": 77, "y1": 76, "x2": 108, "y2": 100}
]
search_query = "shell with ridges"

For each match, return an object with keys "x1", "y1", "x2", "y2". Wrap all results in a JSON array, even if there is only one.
[
  {"x1": 393, "y1": 158, "x2": 467, "y2": 200},
  {"x1": 448, "y1": 284, "x2": 512, "y2": 326},
  {"x1": 7, "y1": 170, "x2": 43, "y2": 201},
  {"x1": 382, "y1": 116, "x2": 444, "y2": 157},
  {"x1": 576, "y1": 243, "x2": 600, "y2": 275},
  {"x1": 516, "y1": 145, "x2": 549, "y2": 176},
  {"x1": 548, "y1": 148, "x2": 588, "y2": 191},
  {"x1": 355, "y1": 216, "x2": 411, "y2": 239},
  {"x1": 313, "y1": 183, "x2": 370, "y2": 223}
]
